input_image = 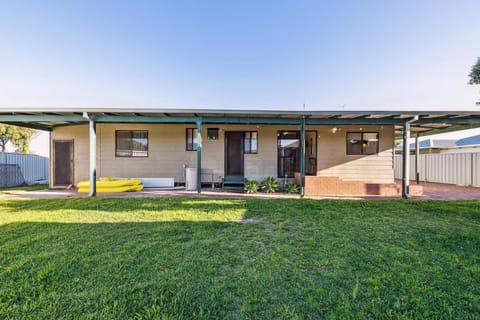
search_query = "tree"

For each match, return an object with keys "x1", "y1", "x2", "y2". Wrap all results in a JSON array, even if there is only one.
[
  {"x1": 469, "y1": 57, "x2": 480, "y2": 85},
  {"x1": 0, "y1": 124, "x2": 36, "y2": 153},
  {"x1": 469, "y1": 57, "x2": 480, "y2": 105}
]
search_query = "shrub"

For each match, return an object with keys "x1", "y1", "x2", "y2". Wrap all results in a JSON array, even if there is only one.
[
  {"x1": 284, "y1": 182, "x2": 300, "y2": 194},
  {"x1": 244, "y1": 180, "x2": 259, "y2": 193},
  {"x1": 260, "y1": 177, "x2": 279, "y2": 193}
]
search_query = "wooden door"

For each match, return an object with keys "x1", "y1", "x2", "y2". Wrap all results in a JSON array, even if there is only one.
[
  {"x1": 225, "y1": 132, "x2": 244, "y2": 177},
  {"x1": 53, "y1": 140, "x2": 73, "y2": 186}
]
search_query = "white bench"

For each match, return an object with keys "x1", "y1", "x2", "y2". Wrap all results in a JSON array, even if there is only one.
[
  {"x1": 201, "y1": 169, "x2": 216, "y2": 189},
  {"x1": 141, "y1": 178, "x2": 175, "y2": 189}
]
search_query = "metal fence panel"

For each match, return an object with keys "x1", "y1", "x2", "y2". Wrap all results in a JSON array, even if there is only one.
[
  {"x1": 394, "y1": 152, "x2": 480, "y2": 187},
  {"x1": 0, "y1": 153, "x2": 49, "y2": 187}
]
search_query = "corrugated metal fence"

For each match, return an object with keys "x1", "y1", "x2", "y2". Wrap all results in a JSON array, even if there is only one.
[
  {"x1": 394, "y1": 152, "x2": 480, "y2": 187},
  {"x1": 0, "y1": 152, "x2": 49, "y2": 187}
]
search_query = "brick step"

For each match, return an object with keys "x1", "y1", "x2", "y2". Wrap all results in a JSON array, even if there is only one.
[{"x1": 294, "y1": 173, "x2": 423, "y2": 196}]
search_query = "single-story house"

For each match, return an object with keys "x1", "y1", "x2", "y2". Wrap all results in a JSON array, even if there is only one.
[
  {"x1": 1, "y1": 107, "x2": 480, "y2": 198},
  {"x1": 401, "y1": 137, "x2": 480, "y2": 154}
]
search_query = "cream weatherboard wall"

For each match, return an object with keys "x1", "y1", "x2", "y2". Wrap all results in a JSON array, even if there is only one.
[
  {"x1": 50, "y1": 125, "x2": 89, "y2": 187},
  {"x1": 50, "y1": 124, "x2": 394, "y2": 186},
  {"x1": 316, "y1": 125, "x2": 395, "y2": 183},
  {"x1": 50, "y1": 123, "x2": 279, "y2": 185}
]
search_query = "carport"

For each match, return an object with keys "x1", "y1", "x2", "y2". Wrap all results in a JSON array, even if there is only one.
[{"x1": 1, "y1": 107, "x2": 480, "y2": 198}]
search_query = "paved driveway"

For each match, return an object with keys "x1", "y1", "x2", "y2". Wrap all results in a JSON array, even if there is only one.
[{"x1": 412, "y1": 181, "x2": 480, "y2": 200}]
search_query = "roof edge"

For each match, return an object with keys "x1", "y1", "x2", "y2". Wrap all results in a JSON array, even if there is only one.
[{"x1": 1, "y1": 106, "x2": 480, "y2": 115}]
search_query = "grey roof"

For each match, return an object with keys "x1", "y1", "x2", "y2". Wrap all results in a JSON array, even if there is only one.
[
  {"x1": 1, "y1": 106, "x2": 480, "y2": 115},
  {"x1": 1, "y1": 107, "x2": 480, "y2": 134},
  {"x1": 397, "y1": 139, "x2": 434, "y2": 151},
  {"x1": 432, "y1": 139, "x2": 458, "y2": 148}
]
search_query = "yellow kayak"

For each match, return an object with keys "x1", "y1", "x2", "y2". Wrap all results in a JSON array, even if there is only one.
[
  {"x1": 77, "y1": 184, "x2": 144, "y2": 193},
  {"x1": 77, "y1": 178, "x2": 142, "y2": 189}
]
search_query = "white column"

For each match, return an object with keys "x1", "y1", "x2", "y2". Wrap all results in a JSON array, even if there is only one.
[
  {"x1": 89, "y1": 119, "x2": 96, "y2": 197},
  {"x1": 415, "y1": 133, "x2": 420, "y2": 184},
  {"x1": 402, "y1": 122, "x2": 410, "y2": 199}
]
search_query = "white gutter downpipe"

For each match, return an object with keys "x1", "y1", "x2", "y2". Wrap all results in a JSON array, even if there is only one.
[
  {"x1": 402, "y1": 115, "x2": 418, "y2": 199},
  {"x1": 415, "y1": 133, "x2": 420, "y2": 184},
  {"x1": 83, "y1": 112, "x2": 96, "y2": 197}
]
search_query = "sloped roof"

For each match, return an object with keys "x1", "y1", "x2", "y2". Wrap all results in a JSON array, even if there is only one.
[
  {"x1": 432, "y1": 139, "x2": 458, "y2": 148},
  {"x1": 398, "y1": 135, "x2": 480, "y2": 150},
  {"x1": 456, "y1": 135, "x2": 480, "y2": 146}
]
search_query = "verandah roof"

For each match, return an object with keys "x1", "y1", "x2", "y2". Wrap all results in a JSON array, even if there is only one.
[
  {"x1": 1, "y1": 107, "x2": 480, "y2": 136},
  {"x1": 2, "y1": 106, "x2": 478, "y2": 199}
]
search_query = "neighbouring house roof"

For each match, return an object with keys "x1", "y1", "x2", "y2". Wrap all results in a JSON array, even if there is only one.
[
  {"x1": 418, "y1": 139, "x2": 457, "y2": 149},
  {"x1": 1, "y1": 107, "x2": 480, "y2": 136},
  {"x1": 433, "y1": 139, "x2": 458, "y2": 148},
  {"x1": 397, "y1": 129, "x2": 480, "y2": 151},
  {"x1": 456, "y1": 135, "x2": 480, "y2": 146}
]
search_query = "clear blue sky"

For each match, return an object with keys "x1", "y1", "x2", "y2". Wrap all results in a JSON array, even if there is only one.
[{"x1": 0, "y1": 0, "x2": 479, "y2": 110}]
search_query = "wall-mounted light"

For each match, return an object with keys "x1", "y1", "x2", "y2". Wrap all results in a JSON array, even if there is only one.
[
  {"x1": 330, "y1": 127, "x2": 342, "y2": 133},
  {"x1": 207, "y1": 128, "x2": 219, "y2": 140}
]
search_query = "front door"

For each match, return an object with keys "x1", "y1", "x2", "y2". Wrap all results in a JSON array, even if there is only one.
[
  {"x1": 53, "y1": 140, "x2": 73, "y2": 186},
  {"x1": 225, "y1": 132, "x2": 244, "y2": 177}
]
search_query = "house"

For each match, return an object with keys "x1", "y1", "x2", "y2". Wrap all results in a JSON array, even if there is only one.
[
  {"x1": 396, "y1": 128, "x2": 480, "y2": 154},
  {"x1": 1, "y1": 107, "x2": 480, "y2": 198}
]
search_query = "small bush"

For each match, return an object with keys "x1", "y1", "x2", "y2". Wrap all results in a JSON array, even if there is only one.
[
  {"x1": 284, "y1": 183, "x2": 300, "y2": 194},
  {"x1": 244, "y1": 180, "x2": 259, "y2": 193},
  {"x1": 260, "y1": 177, "x2": 279, "y2": 193}
]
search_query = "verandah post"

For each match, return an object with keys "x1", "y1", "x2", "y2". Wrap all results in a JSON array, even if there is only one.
[{"x1": 196, "y1": 118, "x2": 203, "y2": 193}]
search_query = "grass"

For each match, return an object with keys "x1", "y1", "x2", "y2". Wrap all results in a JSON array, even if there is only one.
[
  {"x1": 0, "y1": 198, "x2": 479, "y2": 319},
  {"x1": 0, "y1": 184, "x2": 48, "y2": 194}
]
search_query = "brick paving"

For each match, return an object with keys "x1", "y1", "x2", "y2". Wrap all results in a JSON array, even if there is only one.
[
  {"x1": 410, "y1": 181, "x2": 480, "y2": 200},
  {"x1": 1, "y1": 182, "x2": 479, "y2": 200}
]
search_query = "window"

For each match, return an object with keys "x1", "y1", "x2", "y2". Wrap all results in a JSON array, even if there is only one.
[
  {"x1": 207, "y1": 128, "x2": 219, "y2": 140},
  {"x1": 347, "y1": 132, "x2": 379, "y2": 155},
  {"x1": 277, "y1": 130, "x2": 317, "y2": 178},
  {"x1": 115, "y1": 131, "x2": 148, "y2": 157},
  {"x1": 244, "y1": 131, "x2": 258, "y2": 154},
  {"x1": 186, "y1": 128, "x2": 198, "y2": 151}
]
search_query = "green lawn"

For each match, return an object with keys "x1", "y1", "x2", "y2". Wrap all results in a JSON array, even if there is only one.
[
  {"x1": 0, "y1": 184, "x2": 48, "y2": 194},
  {"x1": 0, "y1": 198, "x2": 479, "y2": 319}
]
